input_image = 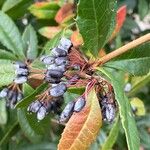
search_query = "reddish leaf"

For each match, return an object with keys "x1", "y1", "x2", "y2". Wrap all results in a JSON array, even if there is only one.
[
  {"x1": 38, "y1": 26, "x2": 61, "y2": 39},
  {"x1": 55, "y1": 3, "x2": 75, "y2": 24},
  {"x1": 58, "y1": 85, "x2": 102, "y2": 150},
  {"x1": 71, "y1": 31, "x2": 83, "y2": 47},
  {"x1": 110, "y1": 5, "x2": 127, "y2": 41}
]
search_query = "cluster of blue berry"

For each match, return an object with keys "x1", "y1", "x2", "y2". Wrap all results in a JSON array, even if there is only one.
[
  {"x1": 0, "y1": 37, "x2": 117, "y2": 123},
  {"x1": 28, "y1": 96, "x2": 64, "y2": 121},
  {"x1": 27, "y1": 38, "x2": 75, "y2": 121},
  {"x1": 0, "y1": 86, "x2": 23, "y2": 108},
  {"x1": 0, "y1": 61, "x2": 29, "y2": 108}
]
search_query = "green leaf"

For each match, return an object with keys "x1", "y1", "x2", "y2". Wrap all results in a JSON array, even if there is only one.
[
  {"x1": 0, "y1": 60, "x2": 15, "y2": 87},
  {"x1": 17, "y1": 83, "x2": 51, "y2": 136},
  {"x1": 22, "y1": 24, "x2": 38, "y2": 60},
  {"x1": 105, "y1": 57, "x2": 150, "y2": 76},
  {"x1": 0, "y1": 0, "x2": 5, "y2": 7},
  {"x1": 23, "y1": 83, "x2": 34, "y2": 97},
  {"x1": 76, "y1": 0, "x2": 116, "y2": 56},
  {"x1": 26, "y1": 111, "x2": 51, "y2": 135},
  {"x1": 138, "y1": 0, "x2": 149, "y2": 20},
  {"x1": 31, "y1": 59, "x2": 46, "y2": 70},
  {"x1": 67, "y1": 86, "x2": 85, "y2": 95},
  {"x1": 104, "y1": 42, "x2": 150, "y2": 76},
  {"x1": 0, "y1": 100, "x2": 7, "y2": 125},
  {"x1": 2, "y1": 0, "x2": 22, "y2": 12},
  {"x1": 101, "y1": 115, "x2": 119, "y2": 150},
  {"x1": 17, "y1": 109, "x2": 42, "y2": 143},
  {"x1": 28, "y1": 2, "x2": 60, "y2": 19},
  {"x1": 15, "y1": 83, "x2": 48, "y2": 108},
  {"x1": 2, "y1": 0, "x2": 32, "y2": 19},
  {"x1": 0, "y1": 11, "x2": 25, "y2": 59},
  {"x1": 0, "y1": 121, "x2": 20, "y2": 146},
  {"x1": 100, "y1": 68, "x2": 140, "y2": 150},
  {"x1": 0, "y1": 49, "x2": 18, "y2": 60}
]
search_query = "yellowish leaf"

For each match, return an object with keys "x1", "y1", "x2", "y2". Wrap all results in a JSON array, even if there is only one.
[
  {"x1": 130, "y1": 97, "x2": 146, "y2": 116},
  {"x1": 58, "y1": 85, "x2": 102, "y2": 150}
]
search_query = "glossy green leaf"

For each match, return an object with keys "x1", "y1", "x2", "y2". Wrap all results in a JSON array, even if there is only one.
[
  {"x1": 28, "y1": 2, "x2": 60, "y2": 19},
  {"x1": 22, "y1": 24, "x2": 38, "y2": 60},
  {"x1": 77, "y1": 0, "x2": 116, "y2": 56},
  {"x1": 0, "y1": 49, "x2": 17, "y2": 60},
  {"x1": 23, "y1": 83, "x2": 34, "y2": 97},
  {"x1": 31, "y1": 59, "x2": 45, "y2": 70},
  {"x1": 0, "y1": 121, "x2": 20, "y2": 146},
  {"x1": 2, "y1": 0, "x2": 32, "y2": 19},
  {"x1": 104, "y1": 42, "x2": 150, "y2": 76},
  {"x1": 18, "y1": 83, "x2": 50, "y2": 136},
  {"x1": 17, "y1": 109, "x2": 42, "y2": 143},
  {"x1": 0, "y1": 100, "x2": 7, "y2": 125},
  {"x1": 15, "y1": 83, "x2": 48, "y2": 108},
  {"x1": 26, "y1": 111, "x2": 51, "y2": 135},
  {"x1": 101, "y1": 115, "x2": 119, "y2": 150},
  {"x1": 100, "y1": 68, "x2": 140, "y2": 150},
  {"x1": 105, "y1": 57, "x2": 150, "y2": 76},
  {"x1": 0, "y1": 60, "x2": 15, "y2": 87},
  {"x1": 67, "y1": 86, "x2": 85, "y2": 95},
  {"x1": 2, "y1": 0, "x2": 22, "y2": 12},
  {"x1": 0, "y1": 0, "x2": 5, "y2": 7},
  {"x1": 0, "y1": 11, "x2": 25, "y2": 59}
]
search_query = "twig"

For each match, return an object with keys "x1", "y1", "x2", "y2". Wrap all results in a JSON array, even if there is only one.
[{"x1": 93, "y1": 33, "x2": 150, "y2": 68}]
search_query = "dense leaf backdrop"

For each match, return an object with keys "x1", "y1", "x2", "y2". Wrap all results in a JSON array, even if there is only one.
[{"x1": 0, "y1": 0, "x2": 150, "y2": 150}]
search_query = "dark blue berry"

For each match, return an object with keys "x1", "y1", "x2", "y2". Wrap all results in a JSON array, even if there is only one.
[
  {"x1": 49, "y1": 83, "x2": 67, "y2": 97},
  {"x1": 46, "y1": 69, "x2": 64, "y2": 78},
  {"x1": 51, "y1": 47, "x2": 67, "y2": 57},
  {"x1": 55, "y1": 57, "x2": 68, "y2": 66},
  {"x1": 59, "y1": 101, "x2": 75, "y2": 123},
  {"x1": 74, "y1": 97, "x2": 86, "y2": 112},
  {"x1": 40, "y1": 55, "x2": 55, "y2": 65},
  {"x1": 14, "y1": 75, "x2": 27, "y2": 84}
]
